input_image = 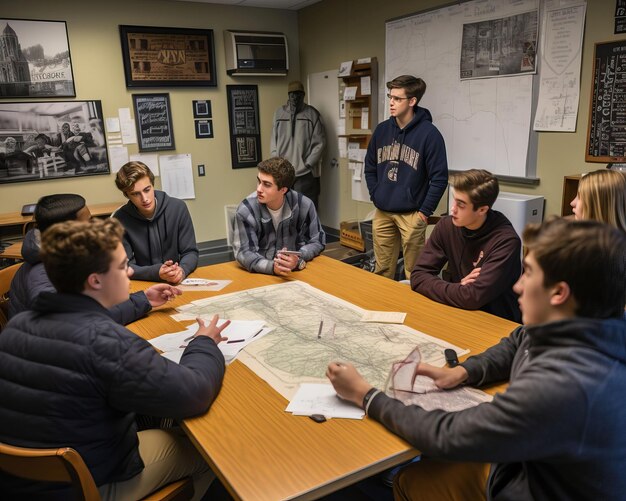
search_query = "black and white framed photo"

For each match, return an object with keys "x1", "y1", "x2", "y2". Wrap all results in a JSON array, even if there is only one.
[
  {"x1": 0, "y1": 101, "x2": 110, "y2": 184},
  {"x1": 194, "y1": 119, "x2": 213, "y2": 139},
  {"x1": 226, "y1": 85, "x2": 261, "y2": 169},
  {"x1": 0, "y1": 18, "x2": 76, "y2": 98},
  {"x1": 193, "y1": 100, "x2": 212, "y2": 118},
  {"x1": 120, "y1": 25, "x2": 217, "y2": 88},
  {"x1": 132, "y1": 93, "x2": 175, "y2": 152}
]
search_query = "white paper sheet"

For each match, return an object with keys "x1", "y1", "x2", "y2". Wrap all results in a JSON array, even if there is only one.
[
  {"x1": 343, "y1": 86, "x2": 357, "y2": 101},
  {"x1": 361, "y1": 311, "x2": 407, "y2": 324},
  {"x1": 118, "y1": 108, "x2": 137, "y2": 145},
  {"x1": 105, "y1": 117, "x2": 121, "y2": 133},
  {"x1": 360, "y1": 107, "x2": 369, "y2": 130},
  {"x1": 108, "y1": 145, "x2": 129, "y2": 173},
  {"x1": 160, "y1": 154, "x2": 195, "y2": 199},
  {"x1": 338, "y1": 60, "x2": 353, "y2": 77},
  {"x1": 360, "y1": 76, "x2": 371, "y2": 96},
  {"x1": 286, "y1": 384, "x2": 364, "y2": 419}
]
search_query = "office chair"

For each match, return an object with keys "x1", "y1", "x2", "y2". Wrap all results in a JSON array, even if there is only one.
[
  {"x1": 0, "y1": 262, "x2": 22, "y2": 330},
  {"x1": 0, "y1": 442, "x2": 194, "y2": 501}
]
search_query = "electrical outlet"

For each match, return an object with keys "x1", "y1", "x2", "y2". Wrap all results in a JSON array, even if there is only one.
[{"x1": 198, "y1": 164, "x2": 205, "y2": 176}]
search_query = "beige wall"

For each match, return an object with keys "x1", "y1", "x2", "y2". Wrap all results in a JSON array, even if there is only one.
[
  {"x1": 298, "y1": 0, "x2": 618, "y2": 220},
  {"x1": 1, "y1": 0, "x2": 299, "y2": 243}
]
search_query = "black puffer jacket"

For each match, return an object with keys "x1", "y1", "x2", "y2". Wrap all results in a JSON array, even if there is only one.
[{"x1": 0, "y1": 292, "x2": 225, "y2": 498}]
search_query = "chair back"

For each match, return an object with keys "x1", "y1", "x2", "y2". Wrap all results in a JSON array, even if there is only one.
[
  {"x1": 0, "y1": 262, "x2": 22, "y2": 330},
  {"x1": 0, "y1": 442, "x2": 100, "y2": 501},
  {"x1": 0, "y1": 441, "x2": 194, "y2": 501}
]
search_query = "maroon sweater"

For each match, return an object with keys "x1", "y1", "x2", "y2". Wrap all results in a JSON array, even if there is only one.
[{"x1": 410, "y1": 210, "x2": 522, "y2": 322}]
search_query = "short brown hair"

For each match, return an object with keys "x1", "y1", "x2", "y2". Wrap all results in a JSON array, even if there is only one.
[
  {"x1": 258, "y1": 157, "x2": 295, "y2": 189},
  {"x1": 577, "y1": 169, "x2": 626, "y2": 232},
  {"x1": 450, "y1": 169, "x2": 499, "y2": 209},
  {"x1": 115, "y1": 161, "x2": 155, "y2": 194},
  {"x1": 523, "y1": 218, "x2": 626, "y2": 319},
  {"x1": 40, "y1": 218, "x2": 124, "y2": 294},
  {"x1": 386, "y1": 75, "x2": 426, "y2": 103}
]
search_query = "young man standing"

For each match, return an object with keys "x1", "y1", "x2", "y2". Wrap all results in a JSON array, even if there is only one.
[
  {"x1": 113, "y1": 161, "x2": 198, "y2": 284},
  {"x1": 0, "y1": 218, "x2": 229, "y2": 500},
  {"x1": 328, "y1": 218, "x2": 626, "y2": 500},
  {"x1": 411, "y1": 169, "x2": 522, "y2": 322},
  {"x1": 9, "y1": 193, "x2": 180, "y2": 324},
  {"x1": 232, "y1": 157, "x2": 325, "y2": 276},
  {"x1": 364, "y1": 75, "x2": 448, "y2": 280}
]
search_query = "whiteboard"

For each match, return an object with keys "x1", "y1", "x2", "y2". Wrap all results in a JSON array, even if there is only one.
[{"x1": 385, "y1": 0, "x2": 539, "y2": 180}]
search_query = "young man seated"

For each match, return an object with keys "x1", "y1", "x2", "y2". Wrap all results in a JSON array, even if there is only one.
[
  {"x1": 0, "y1": 218, "x2": 229, "y2": 500},
  {"x1": 9, "y1": 194, "x2": 180, "y2": 324},
  {"x1": 232, "y1": 157, "x2": 325, "y2": 276},
  {"x1": 328, "y1": 218, "x2": 626, "y2": 500},
  {"x1": 113, "y1": 161, "x2": 198, "y2": 284},
  {"x1": 411, "y1": 169, "x2": 521, "y2": 322}
]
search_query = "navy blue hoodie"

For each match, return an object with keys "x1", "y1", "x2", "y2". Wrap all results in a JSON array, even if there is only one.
[{"x1": 364, "y1": 106, "x2": 448, "y2": 214}]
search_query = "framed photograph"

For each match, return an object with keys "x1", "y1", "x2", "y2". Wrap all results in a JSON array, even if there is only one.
[
  {"x1": 0, "y1": 101, "x2": 110, "y2": 184},
  {"x1": 194, "y1": 119, "x2": 213, "y2": 139},
  {"x1": 0, "y1": 18, "x2": 75, "y2": 98},
  {"x1": 193, "y1": 99, "x2": 212, "y2": 118},
  {"x1": 132, "y1": 93, "x2": 175, "y2": 152},
  {"x1": 226, "y1": 85, "x2": 261, "y2": 169},
  {"x1": 120, "y1": 25, "x2": 217, "y2": 88}
]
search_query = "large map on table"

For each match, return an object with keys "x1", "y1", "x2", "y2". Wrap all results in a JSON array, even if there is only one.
[{"x1": 179, "y1": 281, "x2": 468, "y2": 399}]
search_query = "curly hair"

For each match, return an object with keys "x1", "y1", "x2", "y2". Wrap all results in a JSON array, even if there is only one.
[
  {"x1": 258, "y1": 157, "x2": 295, "y2": 189},
  {"x1": 115, "y1": 161, "x2": 155, "y2": 194},
  {"x1": 40, "y1": 218, "x2": 124, "y2": 294}
]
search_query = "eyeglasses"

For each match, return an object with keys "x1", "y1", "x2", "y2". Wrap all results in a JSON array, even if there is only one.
[{"x1": 387, "y1": 93, "x2": 411, "y2": 103}]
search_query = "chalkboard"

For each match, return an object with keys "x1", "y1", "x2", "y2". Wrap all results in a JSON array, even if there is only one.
[
  {"x1": 586, "y1": 40, "x2": 626, "y2": 162},
  {"x1": 226, "y1": 85, "x2": 261, "y2": 169},
  {"x1": 132, "y1": 93, "x2": 176, "y2": 152}
]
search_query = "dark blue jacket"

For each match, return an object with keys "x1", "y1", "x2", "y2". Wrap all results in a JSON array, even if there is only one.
[
  {"x1": 8, "y1": 228, "x2": 151, "y2": 324},
  {"x1": 0, "y1": 292, "x2": 225, "y2": 498},
  {"x1": 364, "y1": 106, "x2": 448, "y2": 215}
]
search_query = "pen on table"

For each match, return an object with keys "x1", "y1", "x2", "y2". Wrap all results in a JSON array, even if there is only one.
[{"x1": 226, "y1": 328, "x2": 263, "y2": 345}]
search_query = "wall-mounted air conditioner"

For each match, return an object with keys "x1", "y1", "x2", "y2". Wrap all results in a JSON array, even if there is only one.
[{"x1": 224, "y1": 30, "x2": 288, "y2": 76}]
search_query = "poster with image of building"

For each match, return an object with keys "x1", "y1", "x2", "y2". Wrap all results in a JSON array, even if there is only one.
[{"x1": 0, "y1": 18, "x2": 75, "y2": 98}]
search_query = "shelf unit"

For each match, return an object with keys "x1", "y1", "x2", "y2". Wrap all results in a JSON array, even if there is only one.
[{"x1": 337, "y1": 57, "x2": 378, "y2": 204}]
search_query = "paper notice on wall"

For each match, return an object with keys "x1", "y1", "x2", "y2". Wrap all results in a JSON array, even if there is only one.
[
  {"x1": 160, "y1": 154, "x2": 195, "y2": 199},
  {"x1": 361, "y1": 76, "x2": 371, "y2": 96},
  {"x1": 338, "y1": 60, "x2": 353, "y2": 77},
  {"x1": 343, "y1": 86, "x2": 357, "y2": 101},
  {"x1": 338, "y1": 137, "x2": 348, "y2": 158},
  {"x1": 337, "y1": 119, "x2": 346, "y2": 136},
  {"x1": 106, "y1": 117, "x2": 121, "y2": 133},
  {"x1": 350, "y1": 162, "x2": 362, "y2": 180},
  {"x1": 339, "y1": 100, "x2": 346, "y2": 118},
  {"x1": 361, "y1": 107, "x2": 369, "y2": 130},
  {"x1": 108, "y1": 145, "x2": 129, "y2": 173},
  {"x1": 130, "y1": 153, "x2": 160, "y2": 176},
  {"x1": 119, "y1": 108, "x2": 137, "y2": 145}
]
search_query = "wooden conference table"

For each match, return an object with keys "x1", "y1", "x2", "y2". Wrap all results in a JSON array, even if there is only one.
[{"x1": 128, "y1": 256, "x2": 516, "y2": 501}]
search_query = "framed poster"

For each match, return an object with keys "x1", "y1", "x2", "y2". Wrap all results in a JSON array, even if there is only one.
[
  {"x1": 193, "y1": 99, "x2": 212, "y2": 118},
  {"x1": 120, "y1": 25, "x2": 217, "y2": 88},
  {"x1": 226, "y1": 85, "x2": 261, "y2": 168},
  {"x1": 132, "y1": 93, "x2": 176, "y2": 152},
  {"x1": 586, "y1": 40, "x2": 626, "y2": 162},
  {"x1": 195, "y1": 120, "x2": 213, "y2": 139},
  {"x1": 0, "y1": 18, "x2": 75, "y2": 98},
  {"x1": 0, "y1": 101, "x2": 110, "y2": 184}
]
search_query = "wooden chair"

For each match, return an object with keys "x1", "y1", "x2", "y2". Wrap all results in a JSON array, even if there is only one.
[
  {"x1": 0, "y1": 262, "x2": 22, "y2": 330},
  {"x1": 0, "y1": 442, "x2": 194, "y2": 501}
]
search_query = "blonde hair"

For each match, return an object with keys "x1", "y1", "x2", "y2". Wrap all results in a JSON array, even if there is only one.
[{"x1": 577, "y1": 170, "x2": 626, "y2": 232}]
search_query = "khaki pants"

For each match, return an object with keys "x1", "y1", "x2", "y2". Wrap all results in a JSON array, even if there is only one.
[
  {"x1": 393, "y1": 459, "x2": 489, "y2": 501},
  {"x1": 373, "y1": 209, "x2": 427, "y2": 280},
  {"x1": 99, "y1": 428, "x2": 214, "y2": 501}
]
